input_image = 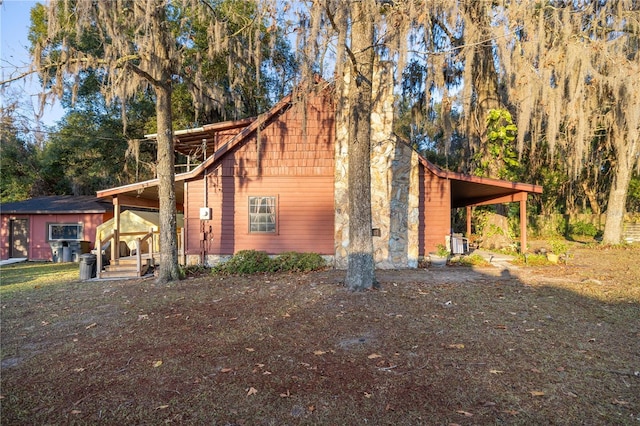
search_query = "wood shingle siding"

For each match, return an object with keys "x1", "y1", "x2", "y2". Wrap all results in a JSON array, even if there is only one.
[{"x1": 184, "y1": 93, "x2": 336, "y2": 258}]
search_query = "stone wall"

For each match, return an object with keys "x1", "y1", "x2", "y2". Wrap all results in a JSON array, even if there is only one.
[
  {"x1": 333, "y1": 69, "x2": 350, "y2": 268},
  {"x1": 334, "y1": 61, "x2": 421, "y2": 269}
]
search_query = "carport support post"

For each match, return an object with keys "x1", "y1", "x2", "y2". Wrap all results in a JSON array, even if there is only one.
[
  {"x1": 466, "y1": 206, "x2": 472, "y2": 237},
  {"x1": 520, "y1": 195, "x2": 527, "y2": 253},
  {"x1": 112, "y1": 197, "x2": 120, "y2": 264}
]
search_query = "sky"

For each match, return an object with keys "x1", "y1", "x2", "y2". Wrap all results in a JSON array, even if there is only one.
[{"x1": 1, "y1": 0, "x2": 64, "y2": 128}]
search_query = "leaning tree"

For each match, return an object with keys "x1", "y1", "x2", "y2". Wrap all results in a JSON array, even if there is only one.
[{"x1": 32, "y1": 0, "x2": 277, "y2": 282}]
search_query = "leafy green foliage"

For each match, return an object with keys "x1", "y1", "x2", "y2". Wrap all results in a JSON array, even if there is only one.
[
  {"x1": 0, "y1": 110, "x2": 37, "y2": 202},
  {"x1": 627, "y1": 174, "x2": 640, "y2": 212},
  {"x1": 549, "y1": 238, "x2": 568, "y2": 254},
  {"x1": 473, "y1": 109, "x2": 521, "y2": 180},
  {"x1": 473, "y1": 207, "x2": 517, "y2": 241},
  {"x1": 538, "y1": 165, "x2": 567, "y2": 215},
  {"x1": 511, "y1": 253, "x2": 550, "y2": 266},
  {"x1": 568, "y1": 221, "x2": 599, "y2": 237},
  {"x1": 271, "y1": 252, "x2": 326, "y2": 272},
  {"x1": 434, "y1": 244, "x2": 450, "y2": 257},
  {"x1": 212, "y1": 250, "x2": 274, "y2": 275},
  {"x1": 35, "y1": 111, "x2": 132, "y2": 195},
  {"x1": 212, "y1": 250, "x2": 326, "y2": 275}
]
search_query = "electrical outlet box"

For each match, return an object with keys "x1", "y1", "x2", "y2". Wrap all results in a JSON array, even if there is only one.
[{"x1": 199, "y1": 207, "x2": 212, "y2": 220}]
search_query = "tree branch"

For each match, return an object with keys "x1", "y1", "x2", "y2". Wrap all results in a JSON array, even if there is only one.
[
  {"x1": 1, "y1": 54, "x2": 141, "y2": 87},
  {"x1": 0, "y1": 69, "x2": 38, "y2": 86},
  {"x1": 125, "y1": 62, "x2": 161, "y2": 88}
]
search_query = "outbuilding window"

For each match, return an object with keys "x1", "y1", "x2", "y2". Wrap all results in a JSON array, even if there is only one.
[
  {"x1": 48, "y1": 223, "x2": 83, "y2": 241},
  {"x1": 248, "y1": 196, "x2": 276, "y2": 233}
]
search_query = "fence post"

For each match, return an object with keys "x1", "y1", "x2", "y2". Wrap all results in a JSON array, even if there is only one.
[
  {"x1": 149, "y1": 227, "x2": 154, "y2": 266},
  {"x1": 96, "y1": 237, "x2": 102, "y2": 278},
  {"x1": 136, "y1": 238, "x2": 141, "y2": 276},
  {"x1": 111, "y1": 229, "x2": 119, "y2": 264}
]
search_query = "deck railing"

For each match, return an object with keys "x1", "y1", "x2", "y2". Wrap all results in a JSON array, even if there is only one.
[
  {"x1": 96, "y1": 229, "x2": 116, "y2": 279},
  {"x1": 96, "y1": 227, "x2": 184, "y2": 278},
  {"x1": 135, "y1": 228, "x2": 154, "y2": 276}
]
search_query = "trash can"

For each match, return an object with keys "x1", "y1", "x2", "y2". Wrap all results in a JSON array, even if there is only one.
[
  {"x1": 49, "y1": 241, "x2": 64, "y2": 263},
  {"x1": 79, "y1": 253, "x2": 97, "y2": 280},
  {"x1": 68, "y1": 240, "x2": 91, "y2": 262},
  {"x1": 62, "y1": 243, "x2": 72, "y2": 262}
]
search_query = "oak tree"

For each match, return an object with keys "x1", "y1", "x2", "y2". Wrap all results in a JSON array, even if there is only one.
[{"x1": 33, "y1": 0, "x2": 276, "y2": 282}]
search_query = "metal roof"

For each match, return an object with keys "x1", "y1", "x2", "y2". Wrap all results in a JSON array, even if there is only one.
[
  {"x1": 418, "y1": 159, "x2": 543, "y2": 208},
  {"x1": 144, "y1": 118, "x2": 254, "y2": 159}
]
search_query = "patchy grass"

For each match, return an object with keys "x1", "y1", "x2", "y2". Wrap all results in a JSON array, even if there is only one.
[
  {"x1": 0, "y1": 262, "x2": 79, "y2": 296},
  {"x1": 451, "y1": 253, "x2": 492, "y2": 267},
  {"x1": 512, "y1": 253, "x2": 552, "y2": 266},
  {"x1": 1, "y1": 247, "x2": 639, "y2": 424}
]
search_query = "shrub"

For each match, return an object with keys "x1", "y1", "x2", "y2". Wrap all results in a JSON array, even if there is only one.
[
  {"x1": 569, "y1": 221, "x2": 599, "y2": 237},
  {"x1": 512, "y1": 253, "x2": 550, "y2": 266},
  {"x1": 549, "y1": 238, "x2": 568, "y2": 254},
  {"x1": 434, "y1": 244, "x2": 450, "y2": 257},
  {"x1": 212, "y1": 250, "x2": 274, "y2": 275},
  {"x1": 211, "y1": 250, "x2": 326, "y2": 275},
  {"x1": 272, "y1": 252, "x2": 326, "y2": 272},
  {"x1": 179, "y1": 264, "x2": 210, "y2": 278}
]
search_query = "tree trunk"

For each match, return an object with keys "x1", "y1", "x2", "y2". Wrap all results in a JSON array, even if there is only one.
[
  {"x1": 346, "y1": 0, "x2": 376, "y2": 291},
  {"x1": 581, "y1": 181, "x2": 602, "y2": 216},
  {"x1": 462, "y1": 2, "x2": 501, "y2": 173},
  {"x1": 155, "y1": 84, "x2": 180, "y2": 282},
  {"x1": 480, "y1": 209, "x2": 513, "y2": 250},
  {"x1": 602, "y1": 157, "x2": 631, "y2": 245}
]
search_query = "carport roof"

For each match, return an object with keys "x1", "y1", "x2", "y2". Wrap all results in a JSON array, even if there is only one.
[{"x1": 419, "y1": 159, "x2": 543, "y2": 208}]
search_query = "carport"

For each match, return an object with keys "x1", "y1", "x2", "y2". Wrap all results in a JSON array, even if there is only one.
[{"x1": 420, "y1": 159, "x2": 544, "y2": 253}]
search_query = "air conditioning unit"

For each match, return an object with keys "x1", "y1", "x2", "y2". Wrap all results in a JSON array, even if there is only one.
[{"x1": 199, "y1": 207, "x2": 212, "y2": 220}]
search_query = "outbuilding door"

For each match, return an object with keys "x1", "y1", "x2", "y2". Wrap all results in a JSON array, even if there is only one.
[{"x1": 10, "y1": 219, "x2": 29, "y2": 258}]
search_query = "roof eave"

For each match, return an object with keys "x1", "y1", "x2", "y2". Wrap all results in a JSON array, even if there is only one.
[
  {"x1": 1, "y1": 209, "x2": 108, "y2": 215},
  {"x1": 96, "y1": 94, "x2": 293, "y2": 199},
  {"x1": 417, "y1": 155, "x2": 543, "y2": 194}
]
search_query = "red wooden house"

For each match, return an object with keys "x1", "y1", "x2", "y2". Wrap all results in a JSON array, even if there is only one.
[{"x1": 96, "y1": 76, "x2": 542, "y2": 275}]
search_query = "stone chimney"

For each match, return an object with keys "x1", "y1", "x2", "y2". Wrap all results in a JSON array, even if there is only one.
[{"x1": 334, "y1": 61, "x2": 420, "y2": 269}]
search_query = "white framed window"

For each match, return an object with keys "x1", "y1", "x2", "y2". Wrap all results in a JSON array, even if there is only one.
[
  {"x1": 248, "y1": 196, "x2": 277, "y2": 233},
  {"x1": 48, "y1": 223, "x2": 83, "y2": 241}
]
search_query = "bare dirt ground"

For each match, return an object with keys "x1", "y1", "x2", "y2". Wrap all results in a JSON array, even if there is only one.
[{"x1": 1, "y1": 244, "x2": 639, "y2": 425}]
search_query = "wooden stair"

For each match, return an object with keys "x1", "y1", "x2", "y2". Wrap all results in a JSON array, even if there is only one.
[{"x1": 99, "y1": 255, "x2": 153, "y2": 279}]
